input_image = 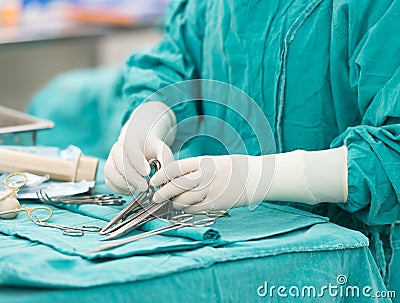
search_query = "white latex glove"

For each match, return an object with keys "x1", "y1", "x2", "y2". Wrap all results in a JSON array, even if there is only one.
[
  {"x1": 150, "y1": 147, "x2": 348, "y2": 213},
  {"x1": 104, "y1": 101, "x2": 176, "y2": 195}
]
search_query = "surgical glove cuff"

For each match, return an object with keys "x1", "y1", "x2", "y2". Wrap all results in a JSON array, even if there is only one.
[{"x1": 260, "y1": 146, "x2": 348, "y2": 205}]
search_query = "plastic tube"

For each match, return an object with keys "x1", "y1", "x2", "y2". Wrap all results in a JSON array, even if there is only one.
[{"x1": 0, "y1": 149, "x2": 98, "y2": 182}]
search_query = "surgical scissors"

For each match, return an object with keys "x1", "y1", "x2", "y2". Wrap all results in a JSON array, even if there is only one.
[
  {"x1": 101, "y1": 208, "x2": 229, "y2": 241},
  {"x1": 0, "y1": 204, "x2": 53, "y2": 221},
  {"x1": 32, "y1": 216, "x2": 101, "y2": 237},
  {"x1": 100, "y1": 160, "x2": 231, "y2": 241},
  {"x1": 99, "y1": 159, "x2": 170, "y2": 239},
  {"x1": 87, "y1": 213, "x2": 215, "y2": 253},
  {"x1": 1, "y1": 172, "x2": 28, "y2": 201},
  {"x1": 37, "y1": 190, "x2": 125, "y2": 206},
  {"x1": 100, "y1": 199, "x2": 172, "y2": 239}
]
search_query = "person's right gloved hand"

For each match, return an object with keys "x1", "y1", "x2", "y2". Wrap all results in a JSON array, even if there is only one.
[{"x1": 104, "y1": 101, "x2": 176, "y2": 195}]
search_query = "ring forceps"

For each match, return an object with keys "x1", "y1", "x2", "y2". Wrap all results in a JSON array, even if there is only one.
[
  {"x1": 32, "y1": 215, "x2": 101, "y2": 237},
  {"x1": 37, "y1": 189, "x2": 125, "y2": 206},
  {"x1": 99, "y1": 160, "x2": 173, "y2": 240},
  {"x1": 88, "y1": 213, "x2": 215, "y2": 253}
]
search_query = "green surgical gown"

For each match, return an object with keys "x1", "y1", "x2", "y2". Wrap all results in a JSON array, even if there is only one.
[{"x1": 122, "y1": 0, "x2": 400, "y2": 296}]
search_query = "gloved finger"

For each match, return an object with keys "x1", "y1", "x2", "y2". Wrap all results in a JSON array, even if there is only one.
[
  {"x1": 112, "y1": 143, "x2": 148, "y2": 192},
  {"x1": 150, "y1": 157, "x2": 201, "y2": 187},
  {"x1": 183, "y1": 201, "x2": 215, "y2": 214},
  {"x1": 122, "y1": 159, "x2": 148, "y2": 192},
  {"x1": 104, "y1": 153, "x2": 126, "y2": 189},
  {"x1": 104, "y1": 153, "x2": 137, "y2": 194},
  {"x1": 117, "y1": 121, "x2": 129, "y2": 141},
  {"x1": 144, "y1": 137, "x2": 174, "y2": 167},
  {"x1": 171, "y1": 188, "x2": 208, "y2": 210},
  {"x1": 104, "y1": 177, "x2": 132, "y2": 196},
  {"x1": 152, "y1": 170, "x2": 202, "y2": 203},
  {"x1": 124, "y1": 145, "x2": 151, "y2": 181},
  {"x1": 183, "y1": 192, "x2": 232, "y2": 214},
  {"x1": 114, "y1": 144, "x2": 148, "y2": 192}
]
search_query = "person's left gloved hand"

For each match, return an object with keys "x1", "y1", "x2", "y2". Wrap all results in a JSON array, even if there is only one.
[{"x1": 150, "y1": 147, "x2": 348, "y2": 213}]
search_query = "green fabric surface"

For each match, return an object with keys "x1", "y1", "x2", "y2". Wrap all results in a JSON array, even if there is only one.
[
  {"x1": 1, "y1": 221, "x2": 390, "y2": 303},
  {"x1": 0, "y1": 247, "x2": 389, "y2": 303},
  {"x1": 0, "y1": 201, "x2": 328, "y2": 260}
]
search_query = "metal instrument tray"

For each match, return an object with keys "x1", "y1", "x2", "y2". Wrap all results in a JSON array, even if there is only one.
[{"x1": 0, "y1": 105, "x2": 54, "y2": 145}]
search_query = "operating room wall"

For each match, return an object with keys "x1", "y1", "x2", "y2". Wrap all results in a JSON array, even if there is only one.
[{"x1": 0, "y1": 28, "x2": 162, "y2": 111}]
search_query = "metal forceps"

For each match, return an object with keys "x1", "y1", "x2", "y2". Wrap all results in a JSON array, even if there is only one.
[
  {"x1": 37, "y1": 190, "x2": 125, "y2": 206},
  {"x1": 0, "y1": 203, "x2": 100, "y2": 237},
  {"x1": 88, "y1": 213, "x2": 215, "y2": 253},
  {"x1": 32, "y1": 216, "x2": 101, "y2": 237},
  {"x1": 180, "y1": 210, "x2": 229, "y2": 219},
  {"x1": 99, "y1": 159, "x2": 172, "y2": 239}
]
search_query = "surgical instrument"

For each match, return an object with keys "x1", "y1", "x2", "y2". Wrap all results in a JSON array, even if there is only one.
[
  {"x1": 100, "y1": 159, "x2": 168, "y2": 238},
  {"x1": 179, "y1": 209, "x2": 229, "y2": 218},
  {"x1": 0, "y1": 203, "x2": 101, "y2": 237},
  {"x1": 32, "y1": 215, "x2": 101, "y2": 237},
  {"x1": 100, "y1": 159, "x2": 231, "y2": 241},
  {"x1": 0, "y1": 204, "x2": 53, "y2": 221},
  {"x1": 101, "y1": 208, "x2": 229, "y2": 241},
  {"x1": 100, "y1": 200, "x2": 172, "y2": 240},
  {"x1": 88, "y1": 213, "x2": 215, "y2": 253},
  {"x1": 37, "y1": 189, "x2": 125, "y2": 206},
  {"x1": 1, "y1": 172, "x2": 28, "y2": 200},
  {"x1": 0, "y1": 172, "x2": 28, "y2": 218}
]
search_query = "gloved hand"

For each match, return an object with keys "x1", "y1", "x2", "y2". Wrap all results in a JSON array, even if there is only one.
[
  {"x1": 150, "y1": 147, "x2": 348, "y2": 213},
  {"x1": 104, "y1": 101, "x2": 176, "y2": 195}
]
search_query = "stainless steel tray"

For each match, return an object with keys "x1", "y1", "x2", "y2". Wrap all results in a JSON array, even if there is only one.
[{"x1": 0, "y1": 105, "x2": 54, "y2": 145}]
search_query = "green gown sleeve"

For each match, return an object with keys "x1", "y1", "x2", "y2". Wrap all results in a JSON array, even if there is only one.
[
  {"x1": 122, "y1": 0, "x2": 205, "y2": 124},
  {"x1": 331, "y1": 0, "x2": 400, "y2": 225}
]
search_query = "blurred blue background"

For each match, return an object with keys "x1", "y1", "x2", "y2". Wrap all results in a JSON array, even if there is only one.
[{"x1": 0, "y1": 0, "x2": 168, "y2": 111}]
